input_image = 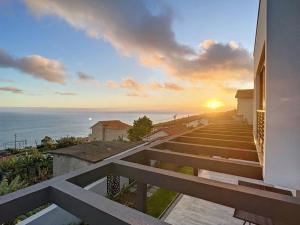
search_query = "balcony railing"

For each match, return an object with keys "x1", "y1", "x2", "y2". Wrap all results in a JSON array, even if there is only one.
[{"x1": 256, "y1": 110, "x2": 265, "y2": 158}]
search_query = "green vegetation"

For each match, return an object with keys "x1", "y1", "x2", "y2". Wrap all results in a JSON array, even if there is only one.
[
  {"x1": 38, "y1": 136, "x2": 84, "y2": 151},
  {"x1": 128, "y1": 116, "x2": 153, "y2": 141},
  {"x1": 0, "y1": 176, "x2": 26, "y2": 196},
  {"x1": 147, "y1": 188, "x2": 177, "y2": 218},
  {"x1": 0, "y1": 135, "x2": 84, "y2": 224},
  {"x1": 178, "y1": 166, "x2": 194, "y2": 175},
  {"x1": 40, "y1": 136, "x2": 56, "y2": 150},
  {"x1": 0, "y1": 149, "x2": 53, "y2": 185},
  {"x1": 146, "y1": 166, "x2": 193, "y2": 218}
]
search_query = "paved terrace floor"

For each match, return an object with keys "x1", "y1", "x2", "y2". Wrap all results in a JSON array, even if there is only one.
[{"x1": 164, "y1": 122, "x2": 258, "y2": 225}]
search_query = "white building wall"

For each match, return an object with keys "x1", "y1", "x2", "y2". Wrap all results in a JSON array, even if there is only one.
[
  {"x1": 185, "y1": 120, "x2": 201, "y2": 128},
  {"x1": 89, "y1": 124, "x2": 104, "y2": 141},
  {"x1": 236, "y1": 99, "x2": 253, "y2": 125},
  {"x1": 105, "y1": 128, "x2": 129, "y2": 141},
  {"x1": 256, "y1": 0, "x2": 300, "y2": 189},
  {"x1": 89, "y1": 124, "x2": 129, "y2": 141},
  {"x1": 253, "y1": 0, "x2": 267, "y2": 139}
]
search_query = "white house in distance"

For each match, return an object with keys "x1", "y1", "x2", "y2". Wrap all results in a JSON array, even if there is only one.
[
  {"x1": 235, "y1": 89, "x2": 253, "y2": 124},
  {"x1": 143, "y1": 125, "x2": 188, "y2": 142},
  {"x1": 89, "y1": 120, "x2": 131, "y2": 142},
  {"x1": 254, "y1": 0, "x2": 300, "y2": 190}
]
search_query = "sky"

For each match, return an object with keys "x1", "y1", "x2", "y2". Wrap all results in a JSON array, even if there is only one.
[{"x1": 0, "y1": 0, "x2": 259, "y2": 113}]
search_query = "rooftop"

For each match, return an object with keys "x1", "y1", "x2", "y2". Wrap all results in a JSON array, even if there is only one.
[
  {"x1": 49, "y1": 141, "x2": 142, "y2": 163},
  {"x1": 91, "y1": 120, "x2": 132, "y2": 129},
  {"x1": 235, "y1": 89, "x2": 254, "y2": 99},
  {"x1": 148, "y1": 124, "x2": 189, "y2": 138},
  {"x1": 1, "y1": 112, "x2": 299, "y2": 225}
]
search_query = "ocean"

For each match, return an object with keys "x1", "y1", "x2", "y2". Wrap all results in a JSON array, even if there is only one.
[{"x1": 0, "y1": 108, "x2": 190, "y2": 149}]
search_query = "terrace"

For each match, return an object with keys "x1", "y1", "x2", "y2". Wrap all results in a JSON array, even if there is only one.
[{"x1": 1, "y1": 116, "x2": 300, "y2": 225}]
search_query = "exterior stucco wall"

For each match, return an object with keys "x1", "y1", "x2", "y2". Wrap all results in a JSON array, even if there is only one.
[
  {"x1": 253, "y1": 0, "x2": 266, "y2": 139},
  {"x1": 53, "y1": 155, "x2": 92, "y2": 176},
  {"x1": 254, "y1": 0, "x2": 266, "y2": 72},
  {"x1": 105, "y1": 128, "x2": 129, "y2": 141},
  {"x1": 89, "y1": 124, "x2": 104, "y2": 141},
  {"x1": 236, "y1": 98, "x2": 253, "y2": 124},
  {"x1": 89, "y1": 124, "x2": 129, "y2": 141},
  {"x1": 256, "y1": 0, "x2": 300, "y2": 189}
]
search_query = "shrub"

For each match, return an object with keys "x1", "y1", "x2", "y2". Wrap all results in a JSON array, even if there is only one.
[
  {"x1": 0, "y1": 176, "x2": 27, "y2": 196},
  {"x1": 56, "y1": 136, "x2": 83, "y2": 149}
]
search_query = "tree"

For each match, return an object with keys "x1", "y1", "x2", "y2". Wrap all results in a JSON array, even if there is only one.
[
  {"x1": 40, "y1": 136, "x2": 55, "y2": 150},
  {"x1": 128, "y1": 116, "x2": 152, "y2": 141}
]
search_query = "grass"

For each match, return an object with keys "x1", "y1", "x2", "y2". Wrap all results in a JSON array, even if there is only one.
[
  {"x1": 146, "y1": 187, "x2": 178, "y2": 218},
  {"x1": 146, "y1": 166, "x2": 193, "y2": 218},
  {"x1": 113, "y1": 166, "x2": 194, "y2": 218},
  {"x1": 178, "y1": 166, "x2": 193, "y2": 175}
]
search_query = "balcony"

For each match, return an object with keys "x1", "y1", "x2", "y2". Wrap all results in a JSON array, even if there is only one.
[
  {"x1": 256, "y1": 110, "x2": 265, "y2": 163},
  {"x1": 1, "y1": 121, "x2": 299, "y2": 225}
]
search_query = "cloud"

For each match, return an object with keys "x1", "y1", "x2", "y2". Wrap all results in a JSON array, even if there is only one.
[
  {"x1": 163, "y1": 82, "x2": 184, "y2": 91},
  {"x1": 106, "y1": 77, "x2": 185, "y2": 97},
  {"x1": 150, "y1": 81, "x2": 184, "y2": 91},
  {"x1": 77, "y1": 71, "x2": 100, "y2": 87},
  {"x1": 25, "y1": 0, "x2": 253, "y2": 83},
  {"x1": 0, "y1": 86, "x2": 23, "y2": 94},
  {"x1": 0, "y1": 49, "x2": 66, "y2": 83},
  {"x1": 126, "y1": 91, "x2": 148, "y2": 98},
  {"x1": 120, "y1": 78, "x2": 142, "y2": 91},
  {"x1": 77, "y1": 72, "x2": 95, "y2": 81},
  {"x1": 106, "y1": 80, "x2": 119, "y2": 89},
  {"x1": 55, "y1": 91, "x2": 77, "y2": 96},
  {"x1": 106, "y1": 77, "x2": 143, "y2": 91}
]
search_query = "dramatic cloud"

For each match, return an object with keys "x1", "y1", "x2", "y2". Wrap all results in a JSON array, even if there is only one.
[
  {"x1": 0, "y1": 86, "x2": 23, "y2": 94},
  {"x1": 25, "y1": 0, "x2": 253, "y2": 83},
  {"x1": 55, "y1": 91, "x2": 77, "y2": 96},
  {"x1": 0, "y1": 49, "x2": 66, "y2": 83}
]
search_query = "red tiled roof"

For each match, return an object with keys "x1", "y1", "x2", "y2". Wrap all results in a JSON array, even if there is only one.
[
  {"x1": 91, "y1": 120, "x2": 131, "y2": 129},
  {"x1": 235, "y1": 89, "x2": 254, "y2": 99}
]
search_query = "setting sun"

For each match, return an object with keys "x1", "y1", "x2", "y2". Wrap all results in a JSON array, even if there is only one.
[{"x1": 205, "y1": 99, "x2": 223, "y2": 110}]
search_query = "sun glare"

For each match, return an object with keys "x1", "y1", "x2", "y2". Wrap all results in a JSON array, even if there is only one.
[{"x1": 205, "y1": 99, "x2": 223, "y2": 110}]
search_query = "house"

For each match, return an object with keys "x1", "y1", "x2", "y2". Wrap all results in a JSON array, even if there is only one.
[
  {"x1": 89, "y1": 120, "x2": 131, "y2": 142},
  {"x1": 143, "y1": 125, "x2": 188, "y2": 142},
  {"x1": 49, "y1": 141, "x2": 142, "y2": 176},
  {"x1": 235, "y1": 89, "x2": 254, "y2": 124},
  {"x1": 254, "y1": 0, "x2": 300, "y2": 189}
]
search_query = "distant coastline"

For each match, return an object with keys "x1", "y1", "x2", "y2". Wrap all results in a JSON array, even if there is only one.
[{"x1": 0, "y1": 108, "x2": 194, "y2": 150}]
